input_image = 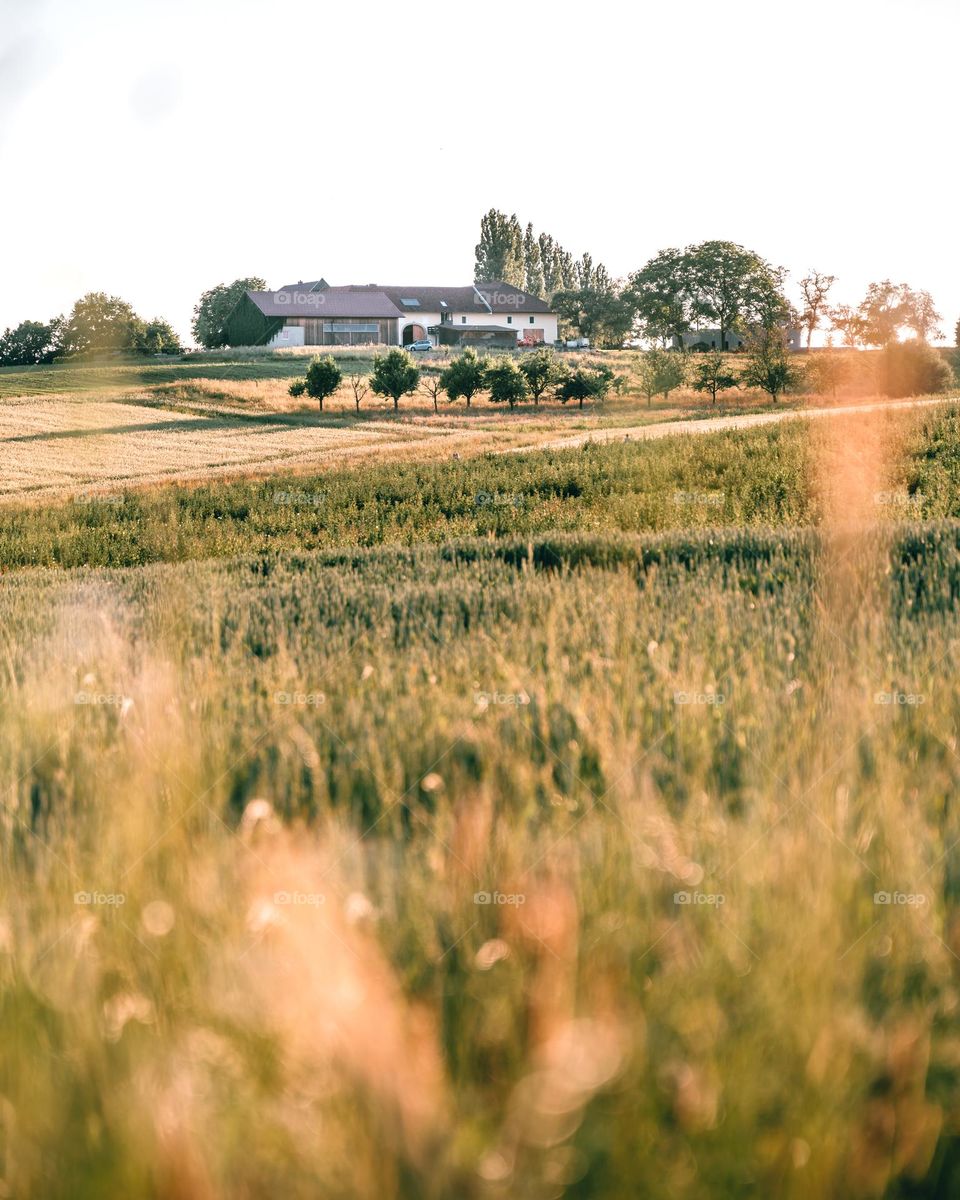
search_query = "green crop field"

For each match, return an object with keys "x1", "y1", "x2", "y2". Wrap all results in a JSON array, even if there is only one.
[{"x1": 5, "y1": 403, "x2": 960, "y2": 1197}]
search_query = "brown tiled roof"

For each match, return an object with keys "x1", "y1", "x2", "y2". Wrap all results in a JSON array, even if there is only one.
[{"x1": 247, "y1": 288, "x2": 402, "y2": 319}]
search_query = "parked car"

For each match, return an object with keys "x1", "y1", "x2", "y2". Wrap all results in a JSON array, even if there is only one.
[{"x1": 407, "y1": 340, "x2": 433, "y2": 352}]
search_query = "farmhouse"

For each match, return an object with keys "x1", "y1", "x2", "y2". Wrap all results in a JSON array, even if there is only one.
[
  {"x1": 671, "y1": 327, "x2": 804, "y2": 352},
  {"x1": 224, "y1": 280, "x2": 559, "y2": 350}
]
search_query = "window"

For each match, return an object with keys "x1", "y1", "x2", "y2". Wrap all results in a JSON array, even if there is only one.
[
  {"x1": 400, "y1": 299, "x2": 420, "y2": 308},
  {"x1": 529, "y1": 316, "x2": 535, "y2": 324},
  {"x1": 461, "y1": 316, "x2": 466, "y2": 324},
  {"x1": 507, "y1": 316, "x2": 513, "y2": 324}
]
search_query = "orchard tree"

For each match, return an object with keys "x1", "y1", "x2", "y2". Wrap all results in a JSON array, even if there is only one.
[
  {"x1": 303, "y1": 354, "x2": 343, "y2": 410},
  {"x1": 486, "y1": 357, "x2": 529, "y2": 408},
  {"x1": 741, "y1": 329, "x2": 802, "y2": 402},
  {"x1": 798, "y1": 271, "x2": 836, "y2": 348},
  {"x1": 637, "y1": 348, "x2": 687, "y2": 406},
  {"x1": 0, "y1": 319, "x2": 60, "y2": 365},
  {"x1": 518, "y1": 348, "x2": 564, "y2": 406},
  {"x1": 192, "y1": 276, "x2": 267, "y2": 349},
  {"x1": 371, "y1": 348, "x2": 420, "y2": 410},
  {"x1": 440, "y1": 348, "x2": 489, "y2": 408},
  {"x1": 556, "y1": 365, "x2": 614, "y2": 409},
  {"x1": 690, "y1": 351, "x2": 739, "y2": 404},
  {"x1": 804, "y1": 351, "x2": 849, "y2": 398},
  {"x1": 349, "y1": 372, "x2": 369, "y2": 412},
  {"x1": 420, "y1": 371, "x2": 444, "y2": 413}
]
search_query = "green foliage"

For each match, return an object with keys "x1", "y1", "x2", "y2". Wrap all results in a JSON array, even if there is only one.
[
  {"x1": 741, "y1": 329, "x2": 803, "y2": 401},
  {"x1": 303, "y1": 355, "x2": 343, "y2": 409},
  {"x1": 288, "y1": 378, "x2": 307, "y2": 398},
  {"x1": 637, "y1": 348, "x2": 687, "y2": 404},
  {"x1": 474, "y1": 209, "x2": 525, "y2": 287},
  {"x1": 0, "y1": 319, "x2": 60, "y2": 366},
  {"x1": 518, "y1": 348, "x2": 565, "y2": 405},
  {"x1": 552, "y1": 284, "x2": 636, "y2": 349},
  {"x1": 486, "y1": 357, "x2": 529, "y2": 408},
  {"x1": 804, "y1": 351, "x2": 849, "y2": 398},
  {"x1": 370, "y1": 348, "x2": 419, "y2": 410},
  {"x1": 192, "y1": 276, "x2": 267, "y2": 349},
  {"x1": 690, "y1": 351, "x2": 739, "y2": 403},
  {"x1": 58, "y1": 292, "x2": 142, "y2": 356},
  {"x1": 556, "y1": 364, "x2": 614, "y2": 409},
  {"x1": 136, "y1": 318, "x2": 181, "y2": 355},
  {"x1": 439, "y1": 348, "x2": 489, "y2": 407},
  {"x1": 627, "y1": 248, "x2": 692, "y2": 346},
  {"x1": 877, "y1": 340, "x2": 954, "y2": 397}
]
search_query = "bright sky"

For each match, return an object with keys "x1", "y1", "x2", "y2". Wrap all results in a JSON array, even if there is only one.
[{"x1": 1, "y1": 0, "x2": 957, "y2": 345}]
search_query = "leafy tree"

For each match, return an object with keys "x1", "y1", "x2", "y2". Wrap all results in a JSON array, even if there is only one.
[
  {"x1": 474, "y1": 210, "x2": 524, "y2": 286},
  {"x1": 192, "y1": 276, "x2": 267, "y2": 349},
  {"x1": 829, "y1": 304, "x2": 867, "y2": 347},
  {"x1": 798, "y1": 271, "x2": 836, "y2": 349},
  {"x1": 486, "y1": 357, "x2": 529, "y2": 408},
  {"x1": 741, "y1": 329, "x2": 802, "y2": 401},
  {"x1": 518, "y1": 348, "x2": 564, "y2": 406},
  {"x1": 637, "y1": 348, "x2": 687, "y2": 406},
  {"x1": 522, "y1": 223, "x2": 545, "y2": 298},
  {"x1": 0, "y1": 319, "x2": 60, "y2": 365},
  {"x1": 371, "y1": 348, "x2": 420, "y2": 410},
  {"x1": 303, "y1": 355, "x2": 342, "y2": 410},
  {"x1": 440, "y1": 349, "x2": 488, "y2": 408},
  {"x1": 58, "y1": 293, "x2": 144, "y2": 356},
  {"x1": 288, "y1": 379, "x2": 306, "y2": 398},
  {"x1": 556, "y1": 365, "x2": 614, "y2": 409},
  {"x1": 877, "y1": 340, "x2": 953, "y2": 397},
  {"x1": 690, "y1": 351, "x2": 739, "y2": 404},
  {"x1": 136, "y1": 318, "x2": 181, "y2": 355},
  {"x1": 804, "y1": 351, "x2": 849, "y2": 398},
  {"x1": 856, "y1": 280, "x2": 908, "y2": 347},
  {"x1": 627, "y1": 248, "x2": 693, "y2": 347},
  {"x1": 901, "y1": 287, "x2": 943, "y2": 343},
  {"x1": 687, "y1": 240, "x2": 788, "y2": 349},
  {"x1": 552, "y1": 284, "x2": 636, "y2": 348}
]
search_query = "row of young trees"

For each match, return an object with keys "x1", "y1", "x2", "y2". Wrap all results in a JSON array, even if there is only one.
[
  {"x1": 288, "y1": 348, "x2": 616, "y2": 412},
  {"x1": 0, "y1": 293, "x2": 181, "y2": 366}
]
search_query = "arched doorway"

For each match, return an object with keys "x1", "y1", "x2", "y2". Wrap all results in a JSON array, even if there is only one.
[{"x1": 402, "y1": 323, "x2": 426, "y2": 346}]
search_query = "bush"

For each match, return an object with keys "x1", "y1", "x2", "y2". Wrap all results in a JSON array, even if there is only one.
[
  {"x1": 486, "y1": 357, "x2": 529, "y2": 408},
  {"x1": 556, "y1": 365, "x2": 614, "y2": 409},
  {"x1": 878, "y1": 340, "x2": 954, "y2": 397},
  {"x1": 288, "y1": 378, "x2": 307, "y2": 398}
]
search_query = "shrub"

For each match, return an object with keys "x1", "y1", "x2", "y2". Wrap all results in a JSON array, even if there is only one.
[
  {"x1": 878, "y1": 340, "x2": 954, "y2": 398},
  {"x1": 304, "y1": 355, "x2": 343, "y2": 410},
  {"x1": 288, "y1": 378, "x2": 307, "y2": 398},
  {"x1": 556, "y1": 365, "x2": 614, "y2": 409}
]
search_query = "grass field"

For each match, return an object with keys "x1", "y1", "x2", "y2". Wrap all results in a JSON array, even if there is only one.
[{"x1": 6, "y1": 376, "x2": 960, "y2": 1195}]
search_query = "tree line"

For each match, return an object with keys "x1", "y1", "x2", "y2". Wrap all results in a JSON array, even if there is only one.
[
  {"x1": 474, "y1": 209, "x2": 950, "y2": 353},
  {"x1": 0, "y1": 293, "x2": 181, "y2": 367}
]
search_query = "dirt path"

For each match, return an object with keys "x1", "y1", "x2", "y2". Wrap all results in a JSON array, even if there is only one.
[{"x1": 502, "y1": 396, "x2": 952, "y2": 454}]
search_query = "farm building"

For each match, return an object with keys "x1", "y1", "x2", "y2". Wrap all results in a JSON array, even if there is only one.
[
  {"x1": 224, "y1": 281, "x2": 558, "y2": 349},
  {"x1": 671, "y1": 327, "x2": 804, "y2": 352}
]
